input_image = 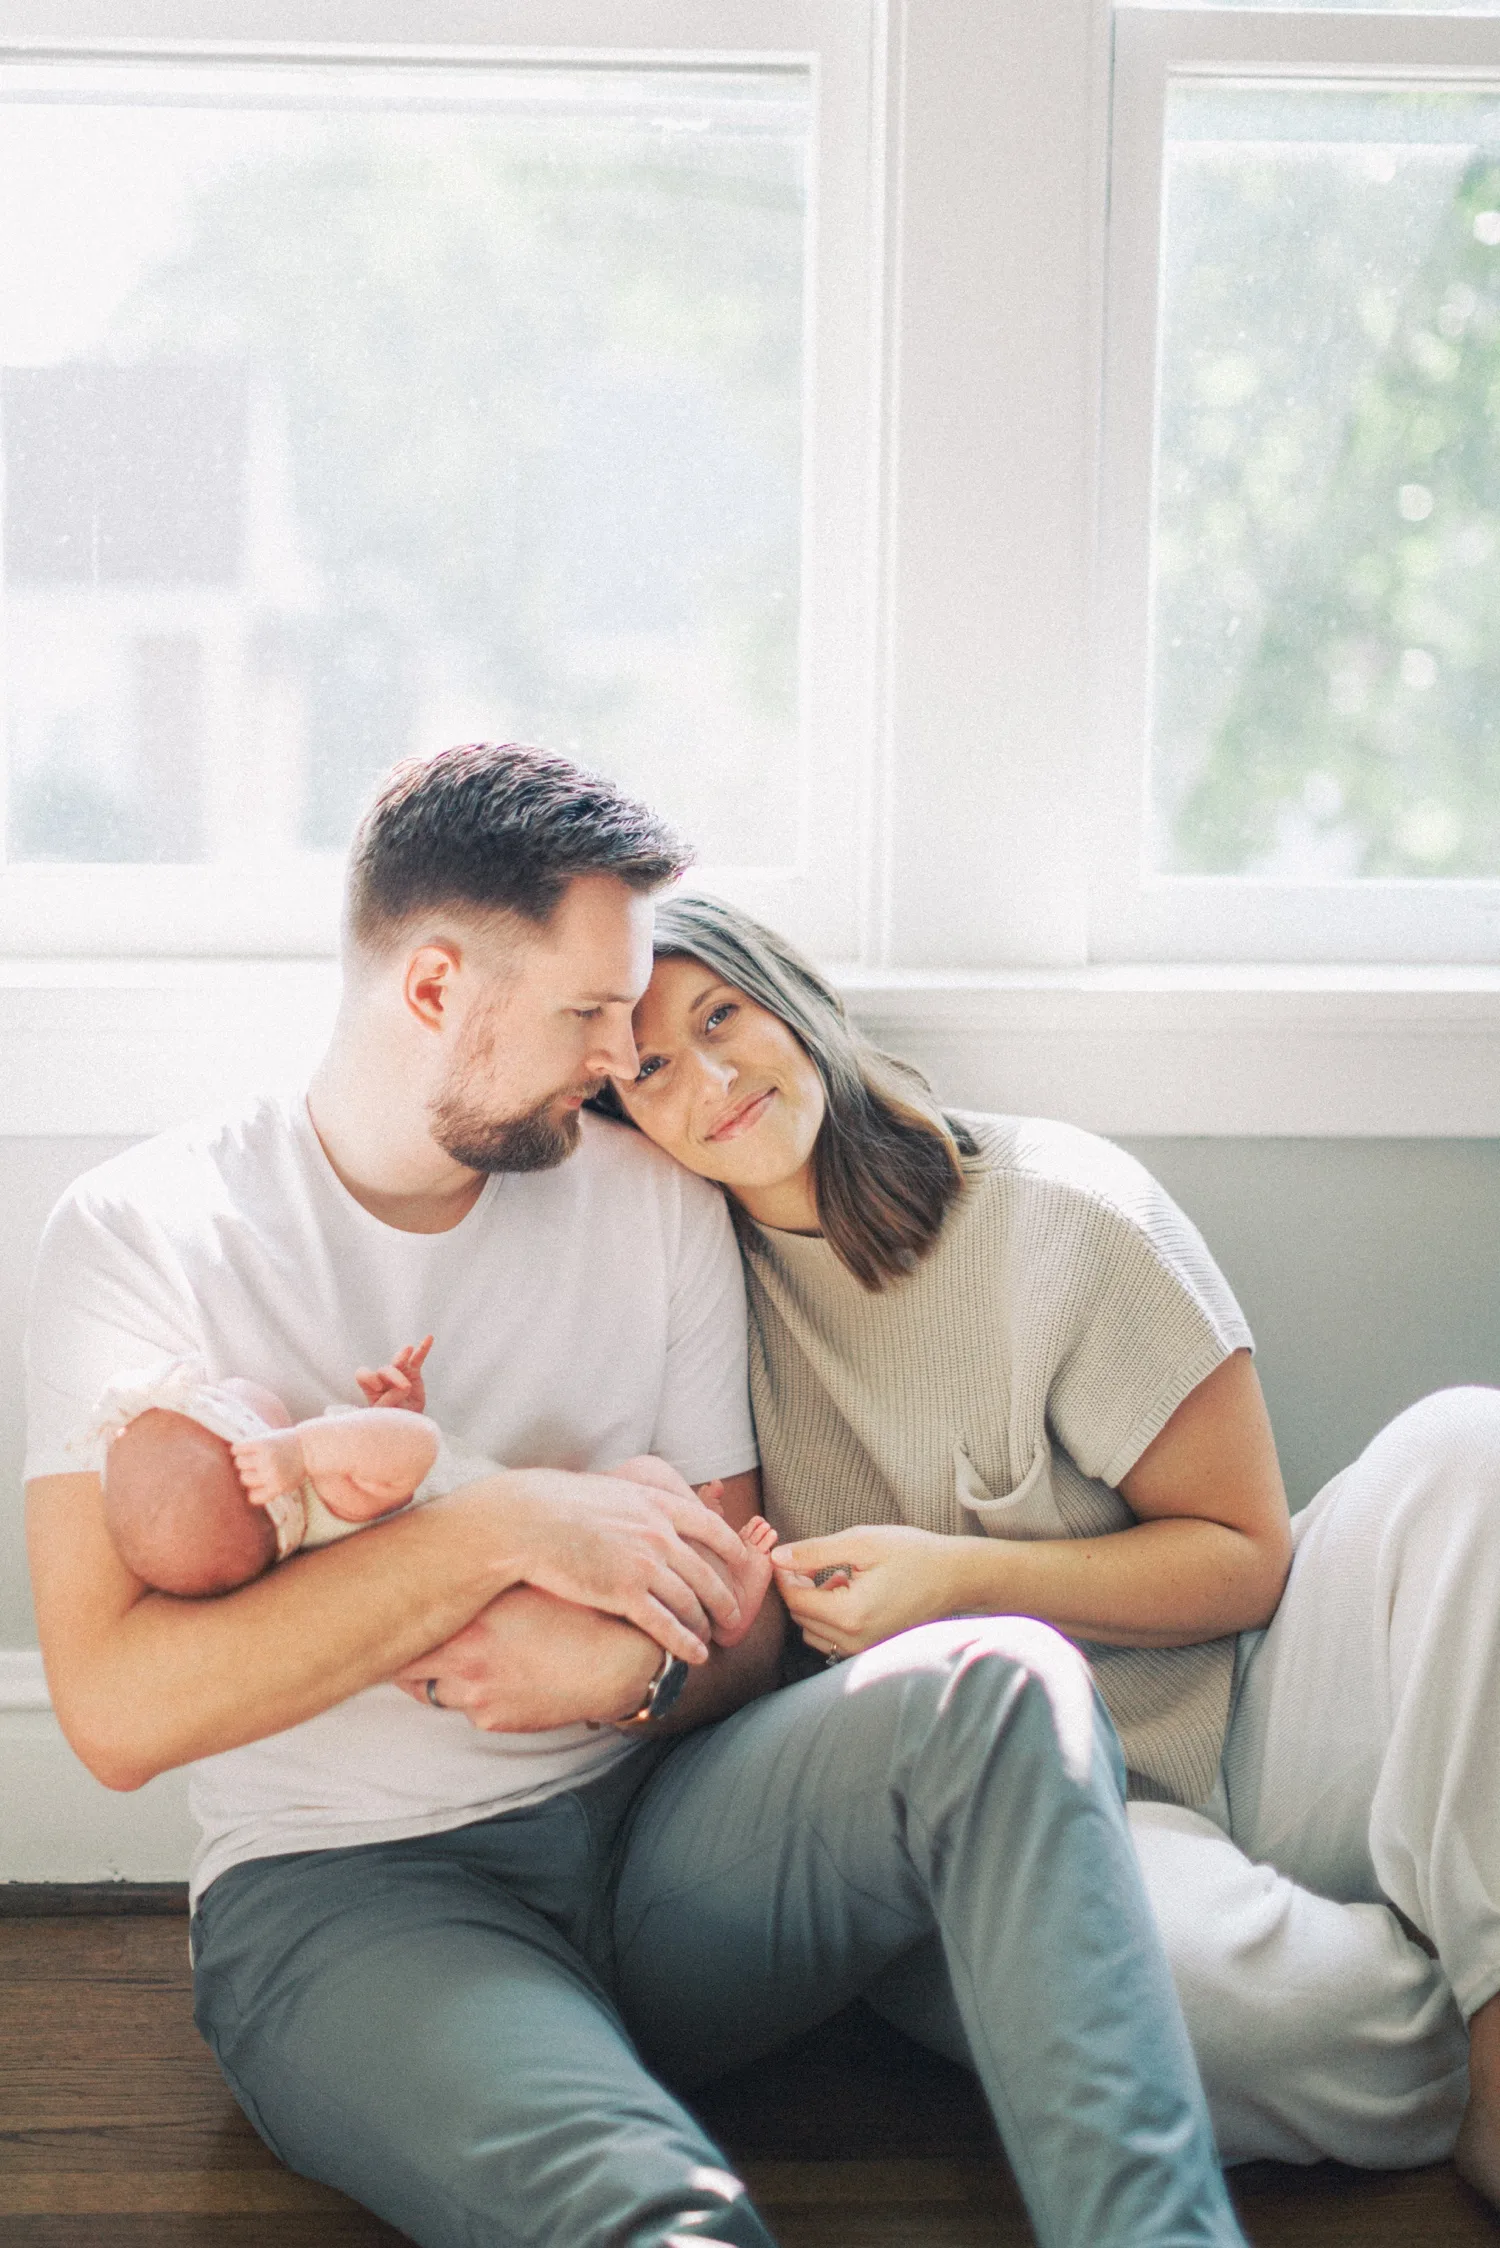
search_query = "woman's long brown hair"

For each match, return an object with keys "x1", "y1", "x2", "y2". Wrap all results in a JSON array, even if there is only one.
[{"x1": 593, "y1": 893, "x2": 975, "y2": 1292}]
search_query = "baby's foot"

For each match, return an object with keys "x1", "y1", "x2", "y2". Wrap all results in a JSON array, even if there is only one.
[
  {"x1": 232, "y1": 1427, "x2": 307, "y2": 1509},
  {"x1": 714, "y1": 1516, "x2": 777, "y2": 1649},
  {"x1": 229, "y1": 1430, "x2": 309, "y2": 1561}
]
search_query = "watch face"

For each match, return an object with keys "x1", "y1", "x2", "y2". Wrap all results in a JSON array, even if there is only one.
[{"x1": 650, "y1": 1654, "x2": 691, "y2": 1723}]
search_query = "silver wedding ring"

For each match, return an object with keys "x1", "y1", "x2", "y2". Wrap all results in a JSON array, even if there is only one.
[{"x1": 424, "y1": 1677, "x2": 442, "y2": 1709}]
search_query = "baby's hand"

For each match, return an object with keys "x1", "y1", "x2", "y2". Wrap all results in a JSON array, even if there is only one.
[
  {"x1": 355, "y1": 1335, "x2": 434, "y2": 1413},
  {"x1": 232, "y1": 1426, "x2": 308, "y2": 1509},
  {"x1": 713, "y1": 1515, "x2": 778, "y2": 1648}
]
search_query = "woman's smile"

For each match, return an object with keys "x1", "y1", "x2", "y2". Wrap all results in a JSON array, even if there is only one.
[
  {"x1": 618, "y1": 954, "x2": 825, "y2": 1231},
  {"x1": 706, "y1": 1087, "x2": 777, "y2": 1144}
]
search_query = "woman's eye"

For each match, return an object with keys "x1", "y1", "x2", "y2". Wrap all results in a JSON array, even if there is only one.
[
  {"x1": 633, "y1": 1056, "x2": 665, "y2": 1085},
  {"x1": 705, "y1": 1003, "x2": 736, "y2": 1032}
]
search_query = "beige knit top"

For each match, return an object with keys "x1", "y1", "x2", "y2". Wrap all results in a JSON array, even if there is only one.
[{"x1": 743, "y1": 1113, "x2": 1254, "y2": 1808}]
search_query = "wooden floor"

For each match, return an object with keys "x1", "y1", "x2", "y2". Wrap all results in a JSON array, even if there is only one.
[{"x1": 1, "y1": 1895, "x2": 1496, "y2": 2247}]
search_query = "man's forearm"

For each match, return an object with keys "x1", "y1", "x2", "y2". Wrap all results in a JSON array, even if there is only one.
[
  {"x1": 33, "y1": 1454, "x2": 750, "y2": 1788},
  {"x1": 396, "y1": 1585, "x2": 662, "y2": 1731},
  {"x1": 29, "y1": 1471, "x2": 530, "y2": 1790},
  {"x1": 396, "y1": 1580, "x2": 784, "y2": 1734}
]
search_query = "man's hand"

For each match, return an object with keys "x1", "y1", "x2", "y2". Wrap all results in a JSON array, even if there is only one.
[
  {"x1": 397, "y1": 1469, "x2": 781, "y2": 1733},
  {"x1": 395, "y1": 1587, "x2": 659, "y2": 1730},
  {"x1": 494, "y1": 1463, "x2": 757, "y2": 1664}
]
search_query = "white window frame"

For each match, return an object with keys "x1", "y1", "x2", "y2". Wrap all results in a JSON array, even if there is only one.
[
  {"x1": 0, "y1": 0, "x2": 1496, "y2": 1139},
  {"x1": 1096, "y1": 5, "x2": 1500, "y2": 965},
  {"x1": 0, "y1": 0, "x2": 882, "y2": 963}
]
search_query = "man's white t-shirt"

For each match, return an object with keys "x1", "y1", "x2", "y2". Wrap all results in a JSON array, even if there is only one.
[{"x1": 25, "y1": 1094, "x2": 758, "y2": 1904}]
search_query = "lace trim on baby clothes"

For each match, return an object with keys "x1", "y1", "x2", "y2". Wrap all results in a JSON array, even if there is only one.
[
  {"x1": 82, "y1": 1356, "x2": 274, "y2": 1460},
  {"x1": 257, "y1": 1481, "x2": 309, "y2": 1559}
]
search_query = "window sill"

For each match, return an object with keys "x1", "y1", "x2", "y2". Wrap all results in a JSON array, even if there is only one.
[
  {"x1": 840, "y1": 965, "x2": 1500, "y2": 1137},
  {"x1": 1, "y1": 958, "x2": 1497, "y2": 1139}
]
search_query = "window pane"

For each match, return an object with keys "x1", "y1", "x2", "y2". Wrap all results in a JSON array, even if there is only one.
[
  {"x1": 0, "y1": 61, "x2": 808, "y2": 870},
  {"x1": 1153, "y1": 84, "x2": 1500, "y2": 877}
]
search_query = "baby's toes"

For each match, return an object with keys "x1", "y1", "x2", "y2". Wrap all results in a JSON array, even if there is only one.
[{"x1": 740, "y1": 1516, "x2": 778, "y2": 1555}]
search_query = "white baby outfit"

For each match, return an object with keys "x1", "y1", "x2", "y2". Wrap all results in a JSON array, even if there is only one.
[{"x1": 86, "y1": 1356, "x2": 494, "y2": 1557}]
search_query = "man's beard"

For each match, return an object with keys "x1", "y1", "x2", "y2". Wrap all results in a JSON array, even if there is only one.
[
  {"x1": 429, "y1": 998, "x2": 603, "y2": 1174},
  {"x1": 430, "y1": 1081, "x2": 594, "y2": 1174}
]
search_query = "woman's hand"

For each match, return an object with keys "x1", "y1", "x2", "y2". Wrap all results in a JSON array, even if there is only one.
[{"x1": 771, "y1": 1524, "x2": 974, "y2": 1657}]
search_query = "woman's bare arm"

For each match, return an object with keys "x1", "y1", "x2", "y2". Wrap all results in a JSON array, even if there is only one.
[{"x1": 774, "y1": 1351, "x2": 1293, "y2": 1657}]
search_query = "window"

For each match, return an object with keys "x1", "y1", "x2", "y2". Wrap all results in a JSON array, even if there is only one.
[
  {"x1": 1, "y1": 4, "x2": 1493, "y2": 1140},
  {"x1": 0, "y1": 4, "x2": 877, "y2": 958},
  {"x1": 5, "y1": 1, "x2": 1497, "y2": 1006},
  {"x1": 1098, "y1": 6, "x2": 1500, "y2": 961}
]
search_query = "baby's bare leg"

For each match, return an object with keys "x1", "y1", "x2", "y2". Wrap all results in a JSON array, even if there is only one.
[{"x1": 294, "y1": 1410, "x2": 440, "y2": 1521}]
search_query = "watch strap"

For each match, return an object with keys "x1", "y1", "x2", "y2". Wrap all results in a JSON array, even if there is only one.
[{"x1": 614, "y1": 1645, "x2": 691, "y2": 1728}]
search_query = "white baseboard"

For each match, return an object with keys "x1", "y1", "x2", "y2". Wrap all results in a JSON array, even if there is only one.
[{"x1": 0, "y1": 1650, "x2": 192, "y2": 1882}]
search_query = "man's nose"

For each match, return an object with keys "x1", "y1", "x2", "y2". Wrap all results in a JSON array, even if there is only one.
[{"x1": 593, "y1": 1014, "x2": 639, "y2": 1082}]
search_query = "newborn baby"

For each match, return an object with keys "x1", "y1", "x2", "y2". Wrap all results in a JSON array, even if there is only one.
[
  {"x1": 98, "y1": 1337, "x2": 779, "y2": 1646},
  {"x1": 99, "y1": 1339, "x2": 444, "y2": 1597}
]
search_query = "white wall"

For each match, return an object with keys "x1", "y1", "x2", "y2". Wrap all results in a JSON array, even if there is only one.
[{"x1": 4, "y1": 1105, "x2": 1497, "y2": 1882}]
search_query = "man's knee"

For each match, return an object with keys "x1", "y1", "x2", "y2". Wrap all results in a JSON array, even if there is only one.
[{"x1": 846, "y1": 1615, "x2": 1105, "y2": 1791}]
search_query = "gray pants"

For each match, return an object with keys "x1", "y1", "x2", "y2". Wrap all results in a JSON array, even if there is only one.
[{"x1": 192, "y1": 1618, "x2": 1244, "y2": 2248}]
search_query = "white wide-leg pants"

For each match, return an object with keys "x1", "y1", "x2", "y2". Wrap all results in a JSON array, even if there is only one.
[{"x1": 1131, "y1": 1385, "x2": 1500, "y2": 2167}]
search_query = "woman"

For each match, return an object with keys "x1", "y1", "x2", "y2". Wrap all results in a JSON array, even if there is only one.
[{"x1": 600, "y1": 891, "x2": 1498, "y2": 2200}]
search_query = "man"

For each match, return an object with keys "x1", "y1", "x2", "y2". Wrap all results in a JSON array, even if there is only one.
[{"x1": 26, "y1": 745, "x2": 1245, "y2": 2248}]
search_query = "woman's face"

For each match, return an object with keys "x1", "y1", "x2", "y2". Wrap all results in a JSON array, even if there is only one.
[{"x1": 617, "y1": 955, "x2": 826, "y2": 1226}]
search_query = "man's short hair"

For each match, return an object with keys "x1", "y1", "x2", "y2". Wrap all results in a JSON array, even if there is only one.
[{"x1": 346, "y1": 743, "x2": 689, "y2": 950}]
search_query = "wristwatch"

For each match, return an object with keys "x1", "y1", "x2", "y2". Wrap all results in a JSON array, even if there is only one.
[{"x1": 613, "y1": 1645, "x2": 691, "y2": 1728}]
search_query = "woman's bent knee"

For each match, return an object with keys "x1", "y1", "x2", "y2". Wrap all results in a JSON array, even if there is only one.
[
  {"x1": 1369, "y1": 1386, "x2": 1500, "y2": 1483},
  {"x1": 1300, "y1": 1386, "x2": 1500, "y2": 1565}
]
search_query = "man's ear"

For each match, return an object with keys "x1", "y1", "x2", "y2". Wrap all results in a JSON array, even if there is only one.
[{"x1": 404, "y1": 942, "x2": 462, "y2": 1033}]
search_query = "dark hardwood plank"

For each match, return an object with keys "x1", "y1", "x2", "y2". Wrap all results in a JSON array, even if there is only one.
[
  {"x1": 0, "y1": 1886, "x2": 188, "y2": 1919},
  {"x1": 2, "y1": 1911, "x2": 1498, "y2": 2247},
  {"x1": 2, "y1": 2222, "x2": 409, "y2": 2246}
]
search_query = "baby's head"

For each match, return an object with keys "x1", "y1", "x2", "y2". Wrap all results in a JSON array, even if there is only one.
[{"x1": 101, "y1": 1373, "x2": 292, "y2": 1599}]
